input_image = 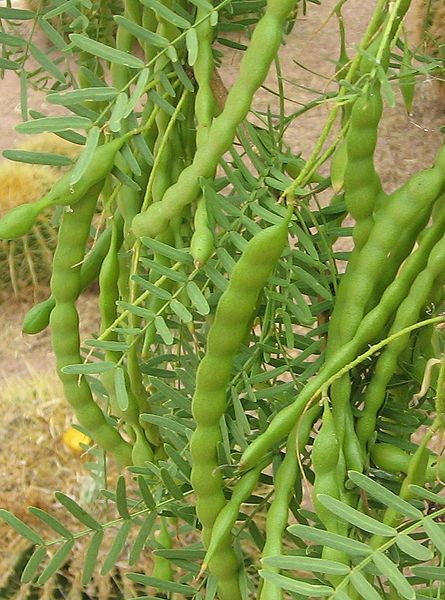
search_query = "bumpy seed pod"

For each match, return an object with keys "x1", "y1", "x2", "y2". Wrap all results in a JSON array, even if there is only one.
[
  {"x1": 50, "y1": 182, "x2": 132, "y2": 466},
  {"x1": 131, "y1": 0, "x2": 299, "y2": 239},
  {"x1": 191, "y1": 213, "x2": 290, "y2": 600}
]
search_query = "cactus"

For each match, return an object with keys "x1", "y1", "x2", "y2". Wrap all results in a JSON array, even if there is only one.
[{"x1": 0, "y1": 135, "x2": 80, "y2": 299}]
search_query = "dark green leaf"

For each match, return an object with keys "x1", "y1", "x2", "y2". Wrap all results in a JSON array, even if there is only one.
[
  {"x1": 0, "y1": 7, "x2": 35, "y2": 19},
  {"x1": 0, "y1": 31, "x2": 27, "y2": 47},
  {"x1": 148, "y1": 90, "x2": 178, "y2": 116},
  {"x1": 116, "y1": 476, "x2": 130, "y2": 520},
  {"x1": 37, "y1": 539, "x2": 74, "y2": 584},
  {"x1": 37, "y1": 18, "x2": 68, "y2": 50},
  {"x1": 137, "y1": 475, "x2": 156, "y2": 511},
  {"x1": 0, "y1": 510, "x2": 44, "y2": 545},
  {"x1": 0, "y1": 57, "x2": 20, "y2": 70},
  {"x1": 101, "y1": 520, "x2": 132, "y2": 574},
  {"x1": 129, "y1": 513, "x2": 156, "y2": 565},
  {"x1": 28, "y1": 507, "x2": 73, "y2": 539},
  {"x1": 20, "y1": 546, "x2": 47, "y2": 584},
  {"x1": 160, "y1": 468, "x2": 184, "y2": 499},
  {"x1": 3, "y1": 149, "x2": 72, "y2": 166},
  {"x1": 29, "y1": 42, "x2": 65, "y2": 82},
  {"x1": 54, "y1": 492, "x2": 101, "y2": 530},
  {"x1": 82, "y1": 529, "x2": 104, "y2": 585}
]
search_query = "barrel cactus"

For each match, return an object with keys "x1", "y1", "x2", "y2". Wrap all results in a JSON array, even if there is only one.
[{"x1": 0, "y1": 135, "x2": 79, "y2": 299}]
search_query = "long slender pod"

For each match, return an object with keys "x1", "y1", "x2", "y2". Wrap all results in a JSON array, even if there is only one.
[
  {"x1": 132, "y1": 0, "x2": 298, "y2": 238},
  {"x1": 356, "y1": 227, "x2": 445, "y2": 448},
  {"x1": 190, "y1": 214, "x2": 290, "y2": 600},
  {"x1": 22, "y1": 223, "x2": 117, "y2": 335},
  {"x1": 258, "y1": 425, "x2": 299, "y2": 600},
  {"x1": 190, "y1": 5, "x2": 216, "y2": 267},
  {"x1": 239, "y1": 158, "x2": 445, "y2": 471},
  {"x1": 49, "y1": 183, "x2": 132, "y2": 466}
]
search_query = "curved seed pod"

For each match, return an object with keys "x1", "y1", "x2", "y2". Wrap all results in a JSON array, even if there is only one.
[
  {"x1": 191, "y1": 213, "x2": 290, "y2": 600},
  {"x1": 49, "y1": 183, "x2": 132, "y2": 466},
  {"x1": 190, "y1": 195, "x2": 213, "y2": 267},
  {"x1": 240, "y1": 157, "x2": 445, "y2": 471},
  {"x1": 22, "y1": 225, "x2": 115, "y2": 335},
  {"x1": 131, "y1": 0, "x2": 299, "y2": 239}
]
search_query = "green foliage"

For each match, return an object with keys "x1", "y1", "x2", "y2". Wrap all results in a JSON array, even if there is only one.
[{"x1": 1, "y1": 0, "x2": 445, "y2": 598}]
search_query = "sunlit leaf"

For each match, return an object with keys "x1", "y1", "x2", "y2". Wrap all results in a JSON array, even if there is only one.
[
  {"x1": 16, "y1": 116, "x2": 92, "y2": 134},
  {"x1": 47, "y1": 87, "x2": 119, "y2": 105},
  {"x1": 262, "y1": 555, "x2": 349, "y2": 575},
  {"x1": 114, "y1": 367, "x2": 130, "y2": 412},
  {"x1": 259, "y1": 570, "x2": 333, "y2": 597},
  {"x1": 372, "y1": 551, "x2": 415, "y2": 599},
  {"x1": 348, "y1": 471, "x2": 422, "y2": 519},
  {"x1": 70, "y1": 126, "x2": 100, "y2": 185},
  {"x1": 70, "y1": 33, "x2": 145, "y2": 68},
  {"x1": 349, "y1": 570, "x2": 382, "y2": 600},
  {"x1": 317, "y1": 494, "x2": 396, "y2": 536},
  {"x1": 396, "y1": 534, "x2": 434, "y2": 561},
  {"x1": 288, "y1": 524, "x2": 371, "y2": 556}
]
